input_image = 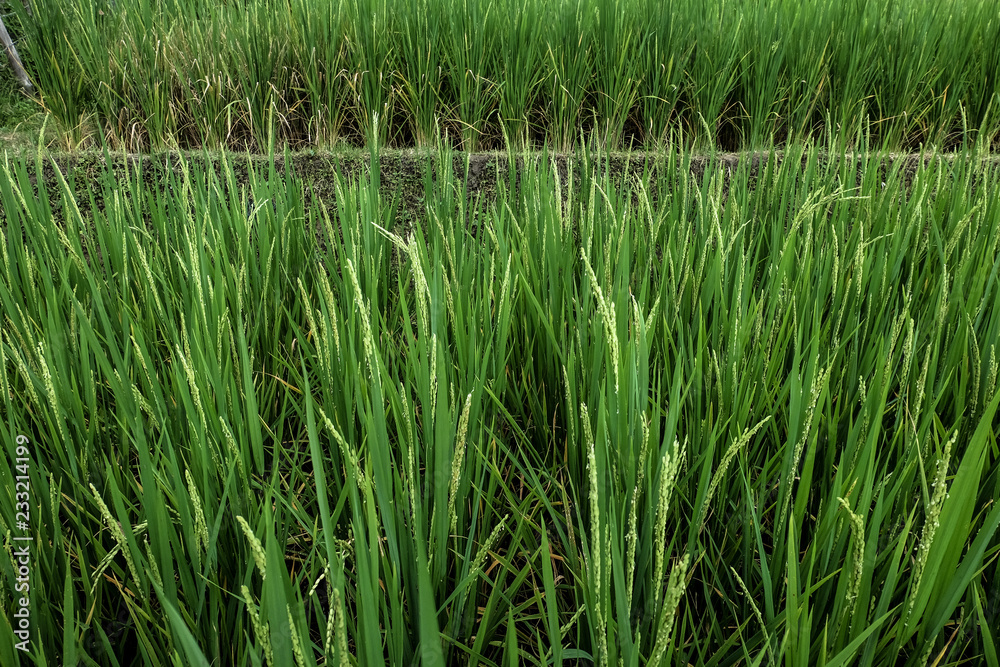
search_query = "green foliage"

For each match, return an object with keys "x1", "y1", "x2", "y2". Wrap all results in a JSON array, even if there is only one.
[
  {"x1": 1, "y1": 140, "x2": 1000, "y2": 665},
  {"x1": 6, "y1": 0, "x2": 1000, "y2": 151}
]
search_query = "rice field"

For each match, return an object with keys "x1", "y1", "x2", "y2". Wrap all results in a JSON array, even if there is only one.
[
  {"x1": 1, "y1": 137, "x2": 1000, "y2": 664},
  {"x1": 3, "y1": 0, "x2": 1000, "y2": 151},
  {"x1": 2, "y1": 0, "x2": 1000, "y2": 663}
]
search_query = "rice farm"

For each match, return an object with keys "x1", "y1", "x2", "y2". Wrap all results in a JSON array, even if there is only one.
[
  {"x1": 2, "y1": 0, "x2": 1000, "y2": 666},
  {"x1": 3, "y1": 0, "x2": 1000, "y2": 151}
]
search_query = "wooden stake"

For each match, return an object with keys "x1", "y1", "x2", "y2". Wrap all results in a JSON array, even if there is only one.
[{"x1": 0, "y1": 13, "x2": 33, "y2": 92}]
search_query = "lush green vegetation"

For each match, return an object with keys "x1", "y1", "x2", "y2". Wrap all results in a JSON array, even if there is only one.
[
  {"x1": 1, "y1": 138, "x2": 999, "y2": 664},
  {"x1": 5, "y1": 0, "x2": 1000, "y2": 151},
  {"x1": 4, "y1": 0, "x2": 1000, "y2": 664}
]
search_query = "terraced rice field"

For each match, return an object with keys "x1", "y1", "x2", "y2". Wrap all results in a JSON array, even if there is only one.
[{"x1": 1, "y1": 0, "x2": 1000, "y2": 665}]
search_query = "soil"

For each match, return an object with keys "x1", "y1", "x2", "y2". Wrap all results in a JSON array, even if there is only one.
[{"x1": 4, "y1": 149, "x2": 999, "y2": 242}]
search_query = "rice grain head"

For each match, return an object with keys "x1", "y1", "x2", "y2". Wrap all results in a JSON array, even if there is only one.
[
  {"x1": 732, "y1": 566, "x2": 773, "y2": 663},
  {"x1": 448, "y1": 393, "x2": 473, "y2": 536},
  {"x1": 581, "y1": 247, "x2": 620, "y2": 394},
  {"x1": 287, "y1": 604, "x2": 307, "y2": 667},
  {"x1": 626, "y1": 419, "x2": 651, "y2": 610},
  {"x1": 703, "y1": 416, "x2": 771, "y2": 531},
  {"x1": 654, "y1": 437, "x2": 685, "y2": 609},
  {"x1": 988, "y1": 345, "x2": 997, "y2": 400},
  {"x1": 185, "y1": 468, "x2": 211, "y2": 557},
  {"x1": 582, "y1": 402, "x2": 609, "y2": 666},
  {"x1": 242, "y1": 585, "x2": 273, "y2": 667},
  {"x1": 346, "y1": 258, "x2": 376, "y2": 377},
  {"x1": 144, "y1": 539, "x2": 163, "y2": 590},
  {"x1": 648, "y1": 553, "x2": 690, "y2": 666},
  {"x1": 89, "y1": 484, "x2": 144, "y2": 601},
  {"x1": 9, "y1": 335, "x2": 40, "y2": 410},
  {"x1": 236, "y1": 515, "x2": 267, "y2": 580},
  {"x1": 37, "y1": 342, "x2": 67, "y2": 445},
  {"x1": 781, "y1": 366, "x2": 830, "y2": 528},
  {"x1": 909, "y1": 429, "x2": 956, "y2": 616},
  {"x1": 836, "y1": 496, "x2": 865, "y2": 614}
]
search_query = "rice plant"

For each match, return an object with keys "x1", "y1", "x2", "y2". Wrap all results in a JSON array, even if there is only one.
[
  {"x1": 1, "y1": 135, "x2": 999, "y2": 664},
  {"x1": 6, "y1": 0, "x2": 1000, "y2": 151}
]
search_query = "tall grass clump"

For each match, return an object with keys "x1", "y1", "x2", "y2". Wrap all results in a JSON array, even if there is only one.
[
  {"x1": 7, "y1": 0, "x2": 1000, "y2": 151},
  {"x1": 1, "y1": 138, "x2": 1000, "y2": 665}
]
